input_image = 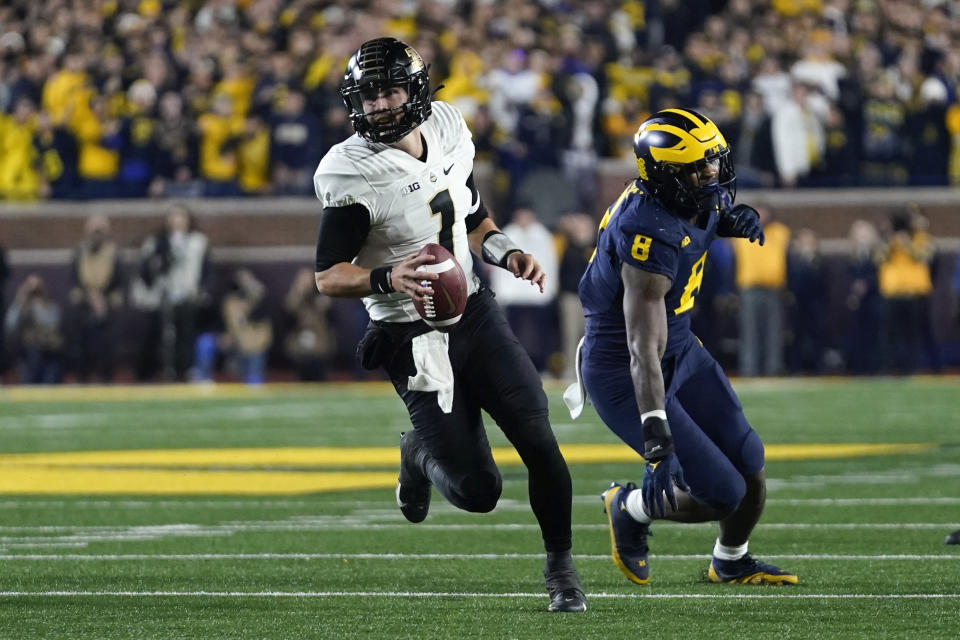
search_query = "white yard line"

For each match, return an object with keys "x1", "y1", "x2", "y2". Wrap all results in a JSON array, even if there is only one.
[
  {"x1": 2, "y1": 521, "x2": 959, "y2": 535},
  {"x1": 1, "y1": 590, "x2": 958, "y2": 600},
  {"x1": 0, "y1": 553, "x2": 957, "y2": 561},
  {"x1": 0, "y1": 402, "x2": 351, "y2": 431},
  {"x1": 763, "y1": 497, "x2": 960, "y2": 505},
  {"x1": 2, "y1": 520, "x2": 959, "y2": 551},
  {"x1": 5, "y1": 496, "x2": 960, "y2": 511}
]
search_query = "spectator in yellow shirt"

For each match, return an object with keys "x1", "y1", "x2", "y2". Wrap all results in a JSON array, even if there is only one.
[
  {"x1": 237, "y1": 114, "x2": 271, "y2": 195},
  {"x1": 72, "y1": 92, "x2": 122, "y2": 199},
  {"x1": 875, "y1": 206, "x2": 935, "y2": 373},
  {"x1": 41, "y1": 50, "x2": 88, "y2": 127},
  {"x1": 0, "y1": 97, "x2": 42, "y2": 200},
  {"x1": 732, "y1": 205, "x2": 791, "y2": 376},
  {"x1": 197, "y1": 93, "x2": 244, "y2": 196}
]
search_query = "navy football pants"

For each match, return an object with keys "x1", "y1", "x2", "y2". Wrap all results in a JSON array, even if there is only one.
[{"x1": 582, "y1": 333, "x2": 765, "y2": 511}]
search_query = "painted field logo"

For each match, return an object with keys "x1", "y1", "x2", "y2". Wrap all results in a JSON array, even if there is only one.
[{"x1": 0, "y1": 443, "x2": 936, "y2": 495}]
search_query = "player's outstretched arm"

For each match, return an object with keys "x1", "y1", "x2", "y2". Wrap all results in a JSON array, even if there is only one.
[
  {"x1": 622, "y1": 264, "x2": 689, "y2": 517},
  {"x1": 468, "y1": 217, "x2": 545, "y2": 293},
  {"x1": 622, "y1": 265, "x2": 670, "y2": 414}
]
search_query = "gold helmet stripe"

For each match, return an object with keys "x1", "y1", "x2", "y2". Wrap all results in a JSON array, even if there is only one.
[
  {"x1": 641, "y1": 122, "x2": 726, "y2": 164},
  {"x1": 658, "y1": 109, "x2": 728, "y2": 145}
]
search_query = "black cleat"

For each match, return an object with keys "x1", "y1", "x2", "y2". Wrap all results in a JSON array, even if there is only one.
[
  {"x1": 544, "y1": 552, "x2": 587, "y2": 613},
  {"x1": 547, "y1": 587, "x2": 587, "y2": 613},
  {"x1": 945, "y1": 529, "x2": 960, "y2": 545},
  {"x1": 396, "y1": 431, "x2": 431, "y2": 523}
]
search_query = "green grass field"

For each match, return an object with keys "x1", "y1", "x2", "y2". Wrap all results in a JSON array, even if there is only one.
[{"x1": 1, "y1": 377, "x2": 959, "y2": 639}]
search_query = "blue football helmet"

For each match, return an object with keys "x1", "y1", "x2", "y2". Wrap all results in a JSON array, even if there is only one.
[{"x1": 633, "y1": 108, "x2": 736, "y2": 216}]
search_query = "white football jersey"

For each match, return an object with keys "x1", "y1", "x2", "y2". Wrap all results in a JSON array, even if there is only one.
[{"x1": 314, "y1": 100, "x2": 481, "y2": 323}]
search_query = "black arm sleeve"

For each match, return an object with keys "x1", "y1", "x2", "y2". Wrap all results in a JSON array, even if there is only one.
[
  {"x1": 464, "y1": 172, "x2": 489, "y2": 233},
  {"x1": 314, "y1": 203, "x2": 371, "y2": 272}
]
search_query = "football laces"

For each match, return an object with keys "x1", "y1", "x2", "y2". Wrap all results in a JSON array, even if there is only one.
[{"x1": 420, "y1": 281, "x2": 435, "y2": 318}]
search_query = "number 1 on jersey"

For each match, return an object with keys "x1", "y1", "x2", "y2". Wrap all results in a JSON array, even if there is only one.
[{"x1": 429, "y1": 190, "x2": 455, "y2": 252}]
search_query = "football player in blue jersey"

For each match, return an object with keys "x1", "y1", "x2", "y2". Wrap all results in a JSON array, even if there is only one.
[{"x1": 570, "y1": 108, "x2": 797, "y2": 586}]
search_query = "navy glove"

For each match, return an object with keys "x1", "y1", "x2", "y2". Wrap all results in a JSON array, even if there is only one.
[
  {"x1": 640, "y1": 414, "x2": 690, "y2": 518},
  {"x1": 718, "y1": 204, "x2": 765, "y2": 245},
  {"x1": 642, "y1": 453, "x2": 689, "y2": 518}
]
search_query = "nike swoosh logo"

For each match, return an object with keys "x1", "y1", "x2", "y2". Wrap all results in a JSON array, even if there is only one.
[{"x1": 443, "y1": 164, "x2": 454, "y2": 175}]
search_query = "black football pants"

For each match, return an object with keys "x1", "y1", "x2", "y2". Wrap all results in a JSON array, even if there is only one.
[{"x1": 367, "y1": 287, "x2": 573, "y2": 553}]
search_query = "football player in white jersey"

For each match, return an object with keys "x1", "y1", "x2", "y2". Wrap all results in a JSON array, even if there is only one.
[{"x1": 313, "y1": 37, "x2": 586, "y2": 613}]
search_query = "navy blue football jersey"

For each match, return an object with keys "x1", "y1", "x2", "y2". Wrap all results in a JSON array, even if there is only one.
[{"x1": 579, "y1": 180, "x2": 719, "y2": 358}]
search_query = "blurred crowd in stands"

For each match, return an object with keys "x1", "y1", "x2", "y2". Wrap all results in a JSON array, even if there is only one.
[
  {"x1": 1, "y1": 202, "x2": 956, "y2": 384},
  {"x1": 1, "y1": 0, "x2": 959, "y2": 384},
  {"x1": 1, "y1": 205, "x2": 335, "y2": 384},
  {"x1": 1, "y1": 0, "x2": 960, "y2": 206}
]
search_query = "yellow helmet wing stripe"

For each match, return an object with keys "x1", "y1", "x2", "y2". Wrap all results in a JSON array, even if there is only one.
[
  {"x1": 644, "y1": 109, "x2": 727, "y2": 146},
  {"x1": 642, "y1": 122, "x2": 726, "y2": 164},
  {"x1": 659, "y1": 108, "x2": 728, "y2": 147}
]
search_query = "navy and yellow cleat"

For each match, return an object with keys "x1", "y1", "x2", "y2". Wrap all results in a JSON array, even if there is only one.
[
  {"x1": 601, "y1": 482, "x2": 651, "y2": 585},
  {"x1": 708, "y1": 554, "x2": 798, "y2": 585},
  {"x1": 396, "y1": 431, "x2": 431, "y2": 523}
]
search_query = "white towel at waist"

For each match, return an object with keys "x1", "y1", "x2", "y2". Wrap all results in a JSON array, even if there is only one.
[
  {"x1": 408, "y1": 331, "x2": 455, "y2": 413},
  {"x1": 562, "y1": 336, "x2": 591, "y2": 419}
]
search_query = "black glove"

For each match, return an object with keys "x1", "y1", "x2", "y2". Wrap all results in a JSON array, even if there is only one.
[
  {"x1": 640, "y1": 415, "x2": 690, "y2": 518},
  {"x1": 718, "y1": 204, "x2": 765, "y2": 245}
]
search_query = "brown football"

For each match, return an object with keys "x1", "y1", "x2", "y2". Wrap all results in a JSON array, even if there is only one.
[{"x1": 412, "y1": 243, "x2": 468, "y2": 332}]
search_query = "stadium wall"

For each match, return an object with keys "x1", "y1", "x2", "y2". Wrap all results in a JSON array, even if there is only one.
[{"x1": 2, "y1": 170, "x2": 959, "y2": 375}]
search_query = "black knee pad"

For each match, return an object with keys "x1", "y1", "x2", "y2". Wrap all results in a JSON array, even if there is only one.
[{"x1": 458, "y1": 469, "x2": 502, "y2": 513}]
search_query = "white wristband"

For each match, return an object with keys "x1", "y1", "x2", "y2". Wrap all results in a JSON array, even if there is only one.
[{"x1": 640, "y1": 409, "x2": 667, "y2": 422}]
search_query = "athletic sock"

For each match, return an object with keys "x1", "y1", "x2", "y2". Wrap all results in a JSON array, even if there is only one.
[
  {"x1": 713, "y1": 539, "x2": 748, "y2": 561},
  {"x1": 624, "y1": 487, "x2": 652, "y2": 524}
]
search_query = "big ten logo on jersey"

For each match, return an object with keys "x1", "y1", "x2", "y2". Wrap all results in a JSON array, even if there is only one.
[{"x1": 402, "y1": 181, "x2": 421, "y2": 196}]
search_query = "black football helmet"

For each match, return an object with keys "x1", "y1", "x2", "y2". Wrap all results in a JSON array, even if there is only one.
[
  {"x1": 340, "y1": 37, "x2": 432, "y2": 144},
  {"x1": 632, "y1": 108, "x2": 736, "y2": 216}
]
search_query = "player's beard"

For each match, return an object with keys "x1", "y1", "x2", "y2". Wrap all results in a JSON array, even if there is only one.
[{"x1": 366, "y1": 105, "x2": 406, "y2": 128}]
